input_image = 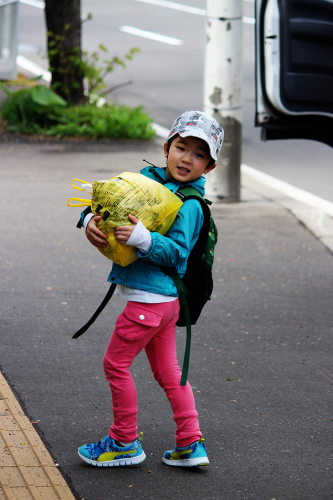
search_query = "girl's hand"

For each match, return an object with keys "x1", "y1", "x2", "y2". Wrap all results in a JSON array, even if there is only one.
[
  {"x1": 114, "y1": 214, "x2": 139, "y2": 244},
  {"x1": 86, "y1": 216, "x2": 107, "y2": 248}
]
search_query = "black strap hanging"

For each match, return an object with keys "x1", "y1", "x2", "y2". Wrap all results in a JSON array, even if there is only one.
[
  {"x1": 162, "y1": 266, "x2": 192, "y2": 386},
  {"x1": 72, "y1": 283, "x2": 117, "y2": 339}
]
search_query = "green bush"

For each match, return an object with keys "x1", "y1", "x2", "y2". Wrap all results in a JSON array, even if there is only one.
[
  {"x1": 0, "y1": 84, "x2": 155, "y2": 141},
  {"x1": 0, "y1": 84, "x2": 67, "y2": 132},
  {"x1": 47, "y1": 104, "x2": 155, "y2": 140}
]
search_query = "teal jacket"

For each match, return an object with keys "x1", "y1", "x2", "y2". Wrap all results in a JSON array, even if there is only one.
[{"x1": 81, "y1": 166, "x2": 205, "y2": 297}]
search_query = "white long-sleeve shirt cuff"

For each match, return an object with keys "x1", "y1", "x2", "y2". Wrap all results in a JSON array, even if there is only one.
[
  {"x1": 83, "y1": 212, "x2": 95, "y2": 230},
  {"x1": 125, "y1": 220, "x2": 152, "y2": 254}
]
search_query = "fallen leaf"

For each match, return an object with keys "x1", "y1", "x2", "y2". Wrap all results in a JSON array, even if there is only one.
[
  {"x1": 230, "y1": 361, "x2": 236, "y2": 364},
  {"x1": 129, "y1": 485, "x2": 133, "y2": 487},
  {"x1": 20, "y1": 441, "x2": 25, "y2": 445},
  {"x1": 224, "y1": 378, "x2": 232, "y2": 381}
]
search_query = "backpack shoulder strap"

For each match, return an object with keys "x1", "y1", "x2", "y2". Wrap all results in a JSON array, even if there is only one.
[
  {"x1": 162, "y1": 187, "x2": 213, "y2": 385},
  {"x1": 176, "y1": 187, "x2": 211, "y2": 252},
  {"x1": 176, "y1": 186, "x2": 212, "y2": 205}
]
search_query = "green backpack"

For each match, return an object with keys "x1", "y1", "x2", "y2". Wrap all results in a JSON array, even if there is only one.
[
  {"x1": 162, "y1": 186, "x2": 218, "y2": 385},
  {"x1": 72, "y1": 186, "x2": 218, "y2": 386}
]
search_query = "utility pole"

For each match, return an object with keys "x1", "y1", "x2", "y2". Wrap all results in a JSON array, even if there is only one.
[{"x1": 204, "y1": 0, "x2": 243, "y2": 202}]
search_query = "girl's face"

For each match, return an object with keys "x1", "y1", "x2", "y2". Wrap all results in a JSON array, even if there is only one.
[{"x1": 164, "y1": 135, "x2": 216, "y2": 183}]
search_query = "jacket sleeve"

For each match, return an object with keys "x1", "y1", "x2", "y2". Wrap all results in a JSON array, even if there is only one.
[
  {"x1": 137, "y1": 198, "x2": 204, "y2": 267},
  {"x1": 76, "y1": 207, "x2": 92, "y2": 228}
]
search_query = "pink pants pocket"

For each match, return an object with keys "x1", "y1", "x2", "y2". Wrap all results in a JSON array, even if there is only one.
[{"x1": 115, "y1": 302, "x2": 163, "y2": 342}]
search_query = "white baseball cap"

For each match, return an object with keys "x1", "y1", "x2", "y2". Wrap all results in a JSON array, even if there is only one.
[{"x1": 167, "y1": 110, "x2": 224, "y2": 161}]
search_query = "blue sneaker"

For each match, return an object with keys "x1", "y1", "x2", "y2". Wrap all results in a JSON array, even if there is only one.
[
  {"x1": 78, "y1": 432, "x2": 146, "y2": 467},
  {"x1": 163, "y1": 438, "x2": 209, "y2": 467}
]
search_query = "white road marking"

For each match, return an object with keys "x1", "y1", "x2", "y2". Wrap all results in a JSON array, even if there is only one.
[
  {"x1": 16, "y1": 55, "x2": 51, "y2": 82},
  {"x1": 134, "y1": 0, "x2": 255, "y2": 23},
  {"x1": 242, "y1": 164, "x2": 333, "y2": 217},
  {"x1": 119, "y1": 26, "x2": 183, "y2": 45}
]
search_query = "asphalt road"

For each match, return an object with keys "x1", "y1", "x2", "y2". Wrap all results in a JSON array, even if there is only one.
[
  {"x1": 16, "y1": 0, "x2": 333, "y2": 202},
  {"x1": 0, "y1": 139, "x2": 332, "y2": 499}
]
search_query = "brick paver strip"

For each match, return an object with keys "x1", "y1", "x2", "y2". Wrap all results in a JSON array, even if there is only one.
[{"x1": 0, "y1": 373, "x2": 76, "y2": 500}]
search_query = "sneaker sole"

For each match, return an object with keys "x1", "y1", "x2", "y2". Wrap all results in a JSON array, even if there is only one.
[
  {"x1": 163, "y1": 456, "x2": 209, "y2": 467},
  {"x1": 78, "y1": 450, "x2": 146, "y2": 467}
]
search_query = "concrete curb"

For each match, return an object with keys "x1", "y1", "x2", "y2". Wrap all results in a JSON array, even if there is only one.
[{"x1": 241, "y1": 164, "x2": 333, "y2": 255}]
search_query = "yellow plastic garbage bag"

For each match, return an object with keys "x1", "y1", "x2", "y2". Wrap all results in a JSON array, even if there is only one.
[{"x1": 68, "y1": 172, "x2": 183, "y2": 267}]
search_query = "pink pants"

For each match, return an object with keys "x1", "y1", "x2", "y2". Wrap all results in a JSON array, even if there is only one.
[{"x1": 103, "y1": 300, "x2": 202, "y2": 447}]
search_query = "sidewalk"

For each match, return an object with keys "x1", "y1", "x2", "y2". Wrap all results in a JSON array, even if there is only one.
[
  {"x1": 0, "y1": 137, "x2": 332, "y2": 500},
  {"x1": 0, "y1": 372, "x2": 75, "y2": 500}
]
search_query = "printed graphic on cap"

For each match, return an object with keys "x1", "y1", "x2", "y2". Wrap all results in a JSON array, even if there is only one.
[{"x1": 167, "y1": 111, "x2": 224, "y2": 161}]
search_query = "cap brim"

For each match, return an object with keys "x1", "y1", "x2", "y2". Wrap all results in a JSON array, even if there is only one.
[{"x1": 179, "y1": 129, "x2": 217, "y2": 161}]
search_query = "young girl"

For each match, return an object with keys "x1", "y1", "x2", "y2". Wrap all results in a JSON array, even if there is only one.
[{"x1": 78, "y1": 111, "x2": 224, "y2": 467}]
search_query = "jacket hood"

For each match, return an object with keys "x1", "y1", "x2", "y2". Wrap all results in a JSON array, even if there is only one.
[{"x1": 140, "y1": 166, "x2": 206, "y2": 196}]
